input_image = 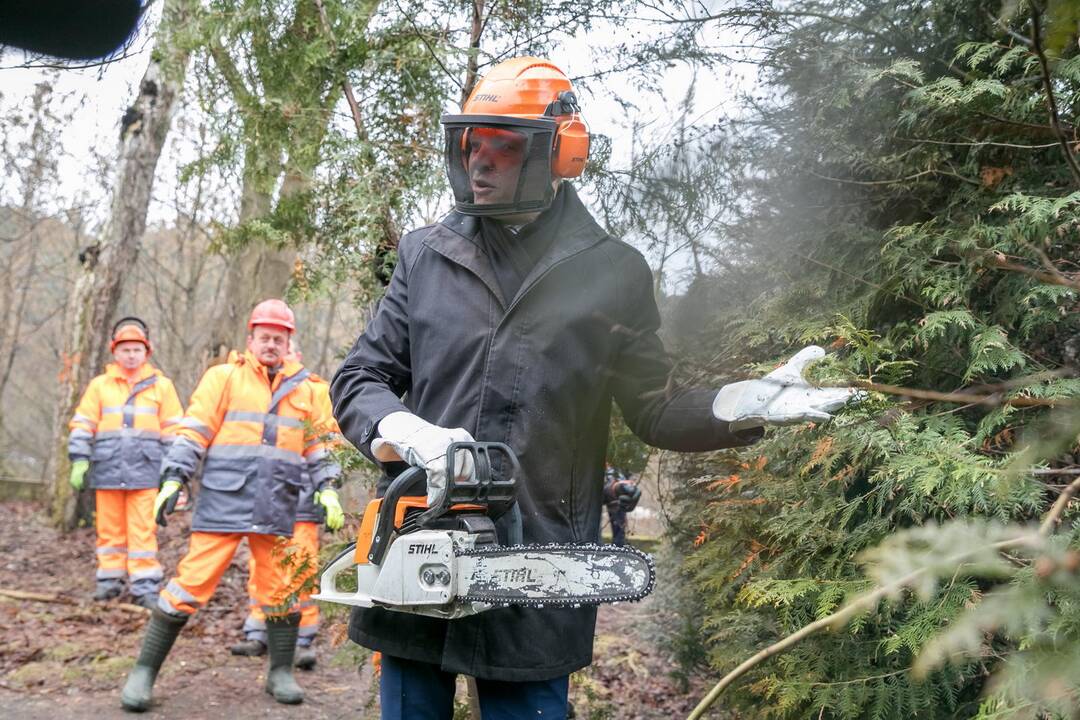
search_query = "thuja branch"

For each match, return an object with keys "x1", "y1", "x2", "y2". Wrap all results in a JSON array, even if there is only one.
[
  {"x1": 686, "y1": 480, "x2": 1080, "y2": 719},
  {"x1": 852, "y1": 380, "x2": 1064, "y2": 408}
]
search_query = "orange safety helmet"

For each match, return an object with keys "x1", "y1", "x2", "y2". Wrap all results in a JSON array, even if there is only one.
[
  {"x1": 248, "y1": 298, "x2": 296, "y2": 333},
  {"x1": 441, "y1": 56, "x2": 590, "y2": 216},
  {"x1": 110, "y1": 316, "x2": 152, "y2": 355}
]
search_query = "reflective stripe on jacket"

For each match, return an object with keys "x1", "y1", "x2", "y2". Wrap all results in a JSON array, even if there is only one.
[
  {"x1": 162, "y1": 350, "x2": 338, "y2": 536},
  {"x1": 295, "y1": 376, "x2": 343, "y2": 522},
  {"x1": 68, "y1": 363, "x2": 183, "y2": 490}
]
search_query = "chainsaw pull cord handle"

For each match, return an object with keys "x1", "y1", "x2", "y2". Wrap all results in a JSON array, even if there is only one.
[{"x1": 368, "y1": 465, "x2": 427, "y2": 565}]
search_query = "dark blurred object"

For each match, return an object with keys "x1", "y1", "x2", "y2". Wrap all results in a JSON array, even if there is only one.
[{"x1": 0, "y1": 0, "x2": 141, "y2": 60}]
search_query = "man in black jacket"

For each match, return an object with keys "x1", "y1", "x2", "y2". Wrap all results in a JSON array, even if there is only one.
[{"x1": 331, "y1": 56, "x2": 857, "y2": 720}]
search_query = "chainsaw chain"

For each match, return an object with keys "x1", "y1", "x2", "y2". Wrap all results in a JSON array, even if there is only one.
[{"x1": 454, "y1": 542, "x2": 656, "y2": 608}]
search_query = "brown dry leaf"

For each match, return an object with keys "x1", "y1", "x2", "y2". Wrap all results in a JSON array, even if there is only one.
[
  {"x1": 729, "y1": 540, "x2": 766, "y2": 580},
  {"x1": 328, "y1": 621, "x2": 349, "y2": 648},
  {"x1": 980, "y1": 165, "x2": 1013, "y2": 188},
  {"x1": 806, "y1": 436, "x2": 834, "y2": 471},
  {"x1": 832, "y1": 464, "x2": 856, "y2": 484},
  {"x1": 705, "y1": 474, "x2": 740, "y2": 492}
]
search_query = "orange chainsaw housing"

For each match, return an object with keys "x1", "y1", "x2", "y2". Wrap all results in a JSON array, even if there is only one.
[{"x1": 353, "y1": 497, "x2": 485, "y2": 564}]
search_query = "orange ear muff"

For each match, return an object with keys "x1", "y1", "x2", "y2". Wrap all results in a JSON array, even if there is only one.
[{"x1": 552, "y1": 117, "x2": 589, "y2": 179}]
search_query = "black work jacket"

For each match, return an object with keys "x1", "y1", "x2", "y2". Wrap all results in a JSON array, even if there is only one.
[{"x1": 331, "y1": 185, "x2": 757, "y2": 681}]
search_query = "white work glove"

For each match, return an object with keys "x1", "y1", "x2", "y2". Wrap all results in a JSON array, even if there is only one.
[
  {"x1": 370, "y1": 412, "x2": 475, "y2": 506},
  {"x1": 712, "y1": 346, "x2": 862, "y2": 431}
]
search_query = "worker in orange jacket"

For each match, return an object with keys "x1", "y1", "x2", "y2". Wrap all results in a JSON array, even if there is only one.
[
  {"x1": 68, "y1": 317, "x2": 183, "y2": 609},
  {"x1": 231, "y1": 347, "x2": 343, "y2": 670},
  {"x1": 120, "y1": 299, "x2": 345, "y2": 712}
]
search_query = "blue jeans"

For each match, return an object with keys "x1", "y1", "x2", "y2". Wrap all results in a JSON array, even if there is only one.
[{"x1": 379, "y1": 654, "x2": 569, "y2": 720}]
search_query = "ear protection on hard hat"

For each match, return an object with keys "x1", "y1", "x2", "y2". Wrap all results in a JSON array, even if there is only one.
[
  {"x1": 110, "y1": 316, "x2": 152, "y2": 355},
  {"x1": 543, "y1": 90, "x2": 590, "y2": 180}
]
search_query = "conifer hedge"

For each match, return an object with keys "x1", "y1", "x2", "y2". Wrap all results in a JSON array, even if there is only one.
[{"x1": 661, "y1": 2, "x2": 1080, "y2": 716}]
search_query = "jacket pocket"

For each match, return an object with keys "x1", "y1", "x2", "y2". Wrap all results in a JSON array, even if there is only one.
[
  {"x1": 91, "y1": 437, "x2": 120, "y2": 463},
  {"x1": 273, "y1": 462, "x2": 304, "y2": 491},
  {"x1": 201, "y1": 457, "x2": 255, "y2": 492}
]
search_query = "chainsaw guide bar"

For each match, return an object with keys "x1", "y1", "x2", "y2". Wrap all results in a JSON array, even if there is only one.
[{"x1": 455, "y1": 542, "x2": 656, "y2": 608}]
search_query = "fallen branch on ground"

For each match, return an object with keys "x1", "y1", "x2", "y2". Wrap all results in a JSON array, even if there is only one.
[
  {"x1": 0, "y1": 588, "x2": 149, "y2": 615},
  {"x1": 0, "y1": 588, "x2": 77, "y2": 604}
]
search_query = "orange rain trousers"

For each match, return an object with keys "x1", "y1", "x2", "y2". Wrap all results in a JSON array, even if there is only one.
[
  {"x1": 245, "y1": 521, "x2": 320, "y2": 640},
  {"x1": 95, "y1": 488, "x2": 161, "y2": 589},
  {"x1": 160, "y1": 531, "x2": 304, "y2": 617}
]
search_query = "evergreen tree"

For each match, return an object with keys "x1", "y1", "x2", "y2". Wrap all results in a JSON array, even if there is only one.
[{"x1": 646, "y1": 1, "x2": 1080, "y2": 716}]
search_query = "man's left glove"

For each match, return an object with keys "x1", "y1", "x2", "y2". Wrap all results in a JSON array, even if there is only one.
[
  {"x1": 69, "y1": 459, "x2": 89, "y2": 491},
  {"x1": 712, "y1": 346, "x2": 862, "y2": 431},
  {"x1": 314, "y1": 488, "x2": 345, "y2": 531},
  {"x1": 154, "y1": 477, "x2": 184, "y2": 527}
]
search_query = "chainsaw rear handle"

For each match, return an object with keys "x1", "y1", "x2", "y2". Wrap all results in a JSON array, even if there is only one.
[
  {"x1": 367, "y1": 442, "x2": 520, "y2": 566},
  {"x1": 417, "y1": 441, "x2": 520, "y2": 526}
]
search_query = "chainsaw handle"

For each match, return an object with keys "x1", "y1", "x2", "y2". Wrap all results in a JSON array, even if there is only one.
[
  {"x1": 368, "y1": 465, "x2": 426, "y2": 565},
  {"x1": 416, "y1": 442, "x2": 519, "y2": 528}
]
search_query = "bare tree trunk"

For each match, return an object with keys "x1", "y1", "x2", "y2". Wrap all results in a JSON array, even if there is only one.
[{"x1": 48, "y1": 0, "x2": 195, "y2": 529}]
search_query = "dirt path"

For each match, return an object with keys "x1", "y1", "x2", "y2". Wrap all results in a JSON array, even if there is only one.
[{"x1": 0, "y1": 501, "x2": 708, "y2": 719}]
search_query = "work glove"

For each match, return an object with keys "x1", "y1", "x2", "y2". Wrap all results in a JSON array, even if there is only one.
[
  {"x1": 314, "y1": 488, "x2": 345, "y2": 531},
  {"x1": 712, "y1": 346, "x2": 862, "y2": 431},
  {"x1": 371, "y1": 412, "x2": 475, "y2": 506},
  {"x1": 154, "y1": 477, "x2": 183, "y2": 527},
  {"x1": 604, "y1": 478, "x2": 642, "y2": 512},
  {"x1": 69, "y1": 459, "x2": 89, "y2": 491}
]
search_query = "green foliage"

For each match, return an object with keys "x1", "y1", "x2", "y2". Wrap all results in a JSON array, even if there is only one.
[{"x1": 654, "y1": 1, "x2": 1080, "y2": 717}]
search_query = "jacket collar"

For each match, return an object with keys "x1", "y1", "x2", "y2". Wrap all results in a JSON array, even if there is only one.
[
  {"x1": 238, "y1": 349, "x2": 304, "y2": 385},
  {"x1": 105, "y1": 362, "x2": 157, "y2": 383},
  {"x1": 423, "y1": 183, "x2": 608, "y2": 310}
]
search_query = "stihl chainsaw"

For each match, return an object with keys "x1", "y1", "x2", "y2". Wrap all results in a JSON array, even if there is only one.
[{"x1": 312, "y1": 442, "x2": 654, "y2": 619}]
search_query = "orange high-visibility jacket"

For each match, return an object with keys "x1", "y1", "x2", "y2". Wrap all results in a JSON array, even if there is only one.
[
  {"x1": 296, "y1": 375, "x2": 344, "y2": 522},
  {"x1": 162, "y1": 350, "x2": 340, "y2": 536},
  {"x1": 68, "y1": 362, "x2": 184, "y2": 490}
]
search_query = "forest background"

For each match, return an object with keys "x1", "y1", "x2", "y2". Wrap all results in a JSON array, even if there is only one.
[{"x1": 6, "y1": 0, "x2": 1080, "y2": 718}]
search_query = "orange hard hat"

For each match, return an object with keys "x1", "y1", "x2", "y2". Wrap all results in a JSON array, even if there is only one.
[
  {"x1": 441, "y1": 56, "x2": 590, "y2": 216},
  {"x1": 460, "y1": 57, "x2": 589, "y2": 180},
  {"x1": 248, "y1": 298, "x2": 295, "y2": 333},
  {"x1": 110, "y1": 316, "x2": 152, "y2": 354}
]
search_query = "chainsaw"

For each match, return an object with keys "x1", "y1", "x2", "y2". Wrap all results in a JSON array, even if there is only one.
[{"x1": 312, "y1": 442, "x2": 654, "y2": 619}]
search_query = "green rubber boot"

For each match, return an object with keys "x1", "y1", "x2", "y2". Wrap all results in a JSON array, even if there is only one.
[
  {"x1": 265, "y1": 613, "x2": 304, "y2": 705},
  {"x1": 120, "y1": 609, "x2": 188, "y2": 712}
]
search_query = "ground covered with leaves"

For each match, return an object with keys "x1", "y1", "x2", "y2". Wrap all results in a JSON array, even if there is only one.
[{"x1": 0, "y1": 500, "x2": 708, "y2": 719}]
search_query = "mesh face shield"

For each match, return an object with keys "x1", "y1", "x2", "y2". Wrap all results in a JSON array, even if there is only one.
[{"x1": 442, "y1": 114, "x2": 557, "y2": 217}]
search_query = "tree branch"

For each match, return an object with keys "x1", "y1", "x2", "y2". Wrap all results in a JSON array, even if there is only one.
[
  {"x1": 312, "y1": 0, "x2": 366, "y2": 140},
  {"x1": 207, "y1": 42, "x2": 256, "y2": 110},
  {"x1": 853, "y1": 380, "x2": 1063, "y2": 408},
  {"x1": 985, "y1": 252, "x2": 1080, "y2": 292},
  {"x1": 1030, "y1": 2, "x2": 1080, "y2": 187},
  {"x1": 686, "y1": 533, "x2": 1040, "y2": 720}
]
